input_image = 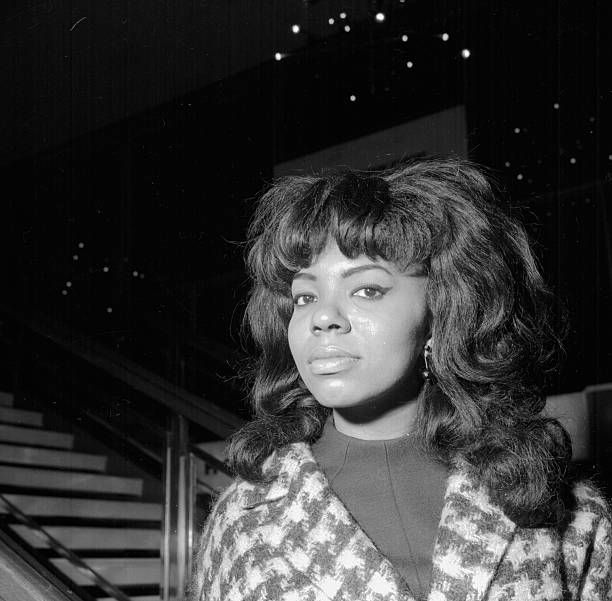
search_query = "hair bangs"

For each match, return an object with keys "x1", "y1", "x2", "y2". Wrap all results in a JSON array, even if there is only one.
[{"x1": 257, "y1": 173, "x2": 433, "y2": 291}]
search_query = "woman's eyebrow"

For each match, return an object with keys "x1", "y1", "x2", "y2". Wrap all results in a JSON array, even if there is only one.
[
  {"x1": 341, "y1": 265, "x2": 393, "y2": 278},
  {"x1": 292, "y1": 272, "x2": 317, "y2": 282}
]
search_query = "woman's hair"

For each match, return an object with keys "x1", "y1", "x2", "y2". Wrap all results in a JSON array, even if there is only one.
[{"x1": 228, "y1": 156, "x2": 571, "y2": 526}]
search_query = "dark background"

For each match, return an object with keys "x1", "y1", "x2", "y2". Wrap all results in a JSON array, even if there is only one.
[{"x1": 1, "y1": 0, "x2": 611, "y2": 406}]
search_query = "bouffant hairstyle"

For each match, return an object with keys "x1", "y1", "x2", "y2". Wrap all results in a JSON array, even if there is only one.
[{"x1": 229, "y1": 156, "x2": 571, "y2": 526}]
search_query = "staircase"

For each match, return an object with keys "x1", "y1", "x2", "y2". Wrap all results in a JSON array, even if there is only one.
[{"x1": 0, "y1": 390, "x2": 163, "y2": 601}]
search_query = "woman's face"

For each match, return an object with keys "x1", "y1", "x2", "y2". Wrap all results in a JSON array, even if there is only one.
[{"x1": 288, "y1": 240, "x2": 430, "y2": 414}]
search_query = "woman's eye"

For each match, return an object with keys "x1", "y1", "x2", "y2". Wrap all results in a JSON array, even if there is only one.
[
  {"x1": 293, "y1": 294, "x2": 316, "y2": 306},
  {"x1": 353, "y1": 287, "x2": 386, "y2": 300}
]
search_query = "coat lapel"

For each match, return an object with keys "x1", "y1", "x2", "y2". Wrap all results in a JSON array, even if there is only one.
[
  {"x1": 246, "y1": 444, "x2": 515, "y2": 601},
  {"x1": 428, "y1": 472, "x2": 516, "y2": 601},
  {"x1": 249, "y1": 443, "x2": 417, "y2": 601}
]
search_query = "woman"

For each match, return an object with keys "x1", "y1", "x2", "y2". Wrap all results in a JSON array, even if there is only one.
[{"x1": 192, "y1": 157, "x2": 611, "y2": 600}]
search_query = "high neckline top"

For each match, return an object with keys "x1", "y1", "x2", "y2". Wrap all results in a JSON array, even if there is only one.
[{"x1": 311, "y1": 417, "x2": 448, "y2": 600}]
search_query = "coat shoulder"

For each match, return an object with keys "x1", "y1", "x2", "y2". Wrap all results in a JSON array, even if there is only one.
[
  {"x1": 199, "y1": 443, "x2": 309, "y2": 544},
  {"x1": 203, "y1": 475, "x2": 263, "y2": 533},
  {"x1": 190, "y1": 477, "x2": 263, "y2": 600}
]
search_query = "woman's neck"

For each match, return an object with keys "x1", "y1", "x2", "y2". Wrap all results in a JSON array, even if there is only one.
[{"x1": 332, "y1": 399, "x2": 418, "y2": 440}]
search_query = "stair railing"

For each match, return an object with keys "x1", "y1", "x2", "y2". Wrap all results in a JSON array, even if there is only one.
[
  {"x1": 21, "y1": 397, "x2": 232, "y2": 601},
  {"x1": 1, "y1": 305, "x2": 243, "y2": 601},
  {"x1": 163, "y1": 414, "x2": 235, "y2": 601},
  {"x1": 0, "y1": 494, "x2": 131, "y2": 601}
]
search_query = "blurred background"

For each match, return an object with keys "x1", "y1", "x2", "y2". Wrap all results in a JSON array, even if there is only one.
[{"x1": 0, "y1": 2, "x2": 610, "y2": 600}]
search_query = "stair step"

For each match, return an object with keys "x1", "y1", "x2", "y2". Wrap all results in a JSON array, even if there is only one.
[
  {"x1": 52, "y1": 557, "x2": 160, "y2": 586},
  {"x1": 0, "y1": 424, "x2": 73, "y2": 449},
  {"x1": 0, "y1": 494, "x2": 161, "y2": 521},
  {"x1": 10, "y1": 525, "x2": 160, "y2": 551},
  {"x1": 0, "y1": 466, "x2": 142, "y2": 496},
  {"x1": 0, "y1": 443, "x2": 107, "y2": 471},
  {"x1": 99, "y1": 597, "x2": 159, "y2": 601},
  {"x1": 0, "y1": 391, "x2": 13, "y2": 407},
  {"x1": 0, "y1": 407, "x2": 43, "y2": 427}
]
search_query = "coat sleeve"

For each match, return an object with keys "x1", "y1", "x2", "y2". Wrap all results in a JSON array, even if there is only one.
[
  {"x1": 580, "y1": 513, "x2": 612, "y2": 600},
  {"x1": 189, "y1": 481, "x2": 241, "y2": 601}
]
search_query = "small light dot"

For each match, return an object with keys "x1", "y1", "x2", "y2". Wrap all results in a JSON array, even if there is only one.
[
  {"x1": 608, "y1": 154, "x2": 612, "y2": 161},
  {"x1": 460, "y1": 48, "x2": 471, "y2": 59},
  {"x1": 73, "y1": 254, "x2": 79, "y2": 261},
  {"x1": 441, "y1": 33, "x2": 450, "y2": 41},
  {"x1": 274, "y1": 52, "x2": 282, "y2": 61},
  {"x1": 61, "y1": 290, "x2": 68, "y2": 296},
  {"x1": 106, "y1": 307, "x2": 113, "y2": 313},
  {"x1": 139, "y1": 273, "x2": 145, "y2": 279},
  {"x1": 103, "y1": 266, "x2": 109, "y2": 272},
  {"x1": 328, "y1": 17, "x2": 335, "y2": 25},
  {"x1": 132, "y1": 270, "x2": 139, "y2": 277},
  {"x1": 589, "y1": 116, "x2": 595, "y2": 123},
  {"x1": 375, "y1": 12, "x2": 385, "y2": 22},
  {"x1": 344, "y1": 24, "x2": 351, "y2": 32},
  {"x1": 78, "y1": 242, "x2": 84, "y2": 249},
  {"x1": 569, "y1": 157, "x2": 576, "y2": 164},
  {"x1": 349, "y1": 94, "x2": 356, "y2": 102},
  {"x1": 406, "y1": 61, "x2": 414, "y2": 68},
  {"x1": 339, "y1": 12, "x2": 347, "y2": 19},
  {"x1": 401, "y1": 34, "x2": 408, "y2": 42},
  {"x1": 517, "y1": 173, "x2": 524, "y2": 180},
  {"x1": 553, "y1": 102, "x2": 560, "y2": 109},
  {"x1": 514, "y1": 127, "x2": 521, "y2": 134},
  {"x1": 66, "y1": 281, "x2": 72, "y2": 288},
  {"x1": 504, "y1": 161, "x2": 511, "y2": 167},
  {"x1": 291, "y1": 24, "x2": 300, "y2": 34}
]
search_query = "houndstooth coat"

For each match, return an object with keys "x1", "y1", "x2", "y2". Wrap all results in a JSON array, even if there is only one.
[{"x1": 192, "y1": 442, "x2": 612, "y2": 601}]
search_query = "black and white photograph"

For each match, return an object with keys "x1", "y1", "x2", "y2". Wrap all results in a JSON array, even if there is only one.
[{"x1": 0, "y1": 2, "x2": 611, "y2": 600}]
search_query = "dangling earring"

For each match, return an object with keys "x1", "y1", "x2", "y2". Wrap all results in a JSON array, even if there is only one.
[{"x1": 422, "y1": 341, "x2": 433, "y2": 383}]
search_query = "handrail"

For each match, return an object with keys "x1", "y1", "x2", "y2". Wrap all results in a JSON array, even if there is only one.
[
  {"x1": 2, "y1": 305, "x2": 244, "y2": 439},
  {"x1": 81, "y1": 401, "x2": 236, "y2": 494},
  {"x1": 0, "y1": 528, "x2": 78, "y2": 601},
  {"x1": 0, "y1": 494, "x2": 132, "y2": 601}
]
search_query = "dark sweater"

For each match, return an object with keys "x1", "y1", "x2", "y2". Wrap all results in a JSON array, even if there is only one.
[{"x1": 311, "y1": 417, "x2": 448, "y2": 600}]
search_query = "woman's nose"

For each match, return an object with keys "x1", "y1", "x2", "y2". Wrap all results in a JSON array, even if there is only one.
[{"x1": 311, "y1": 301, "x2": 351, "y2": 334}]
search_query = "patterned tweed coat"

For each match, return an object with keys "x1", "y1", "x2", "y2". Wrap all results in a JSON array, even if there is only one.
[{"x1": 192, "y1": 442, "x2": 612, "y2": 601}]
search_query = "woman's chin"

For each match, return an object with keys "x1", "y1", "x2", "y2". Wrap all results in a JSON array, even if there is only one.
[
  {"x1": 310, "y1": 375, "x2": 422, "y2": 413},
  {"x1": 312, "y1": 392, "x2": 359, "y2": 410}
]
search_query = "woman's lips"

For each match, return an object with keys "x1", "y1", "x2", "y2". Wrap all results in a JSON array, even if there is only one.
[{"x1": 308, "y1": 356, "x2": 359, "y2": 375}]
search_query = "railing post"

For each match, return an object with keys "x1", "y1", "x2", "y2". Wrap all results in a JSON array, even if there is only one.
[{"x1": 161, "y1": 414, "x2": 196, "y2": 601}]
